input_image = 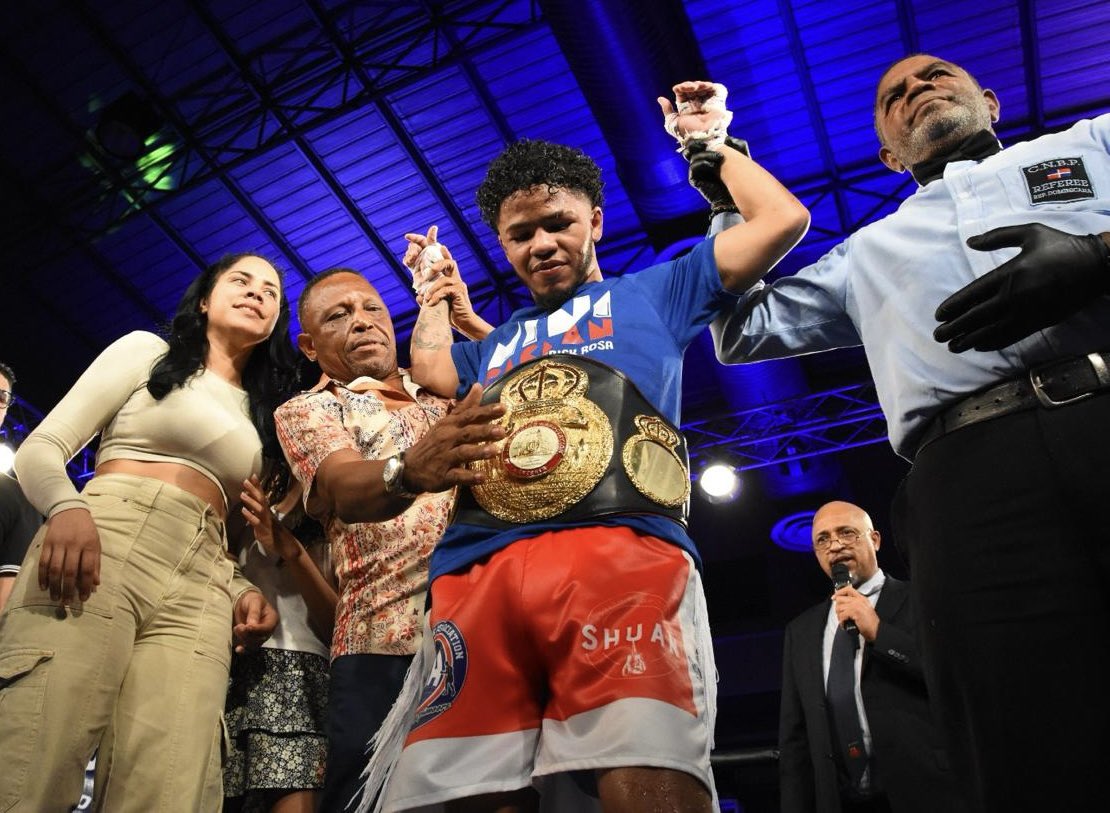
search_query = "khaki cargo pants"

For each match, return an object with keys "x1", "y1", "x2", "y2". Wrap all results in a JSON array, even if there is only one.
[{"x1": 0, "y1": 474, "x2": 233, "y2": 812}]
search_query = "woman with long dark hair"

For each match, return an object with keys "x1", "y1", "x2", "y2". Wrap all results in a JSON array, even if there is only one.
[{"x1": 0, "y1": 253, "x2": 299, "y2": 812}]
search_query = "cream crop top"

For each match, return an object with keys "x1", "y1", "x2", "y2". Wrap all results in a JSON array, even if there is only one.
[{"x1": 14, "y1": 331, "x2": 262, "y2": 517}]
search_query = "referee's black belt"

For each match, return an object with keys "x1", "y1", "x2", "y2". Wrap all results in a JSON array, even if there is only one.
[{"x1": 915, "y1": 350, "x2": 1110, "y2": 456}]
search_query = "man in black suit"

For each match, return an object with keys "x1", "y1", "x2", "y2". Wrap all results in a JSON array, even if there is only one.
[{"x1": 777, "y1": 501, "x2": 963, "y2": 813}]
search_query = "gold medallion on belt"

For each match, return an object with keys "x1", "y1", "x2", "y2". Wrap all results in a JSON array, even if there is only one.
[
  {"x1": 470, "y1": 358, "x2": 612, "y2": 522},
  {"x1": 622, "y1": 415, "x2": 690, "y2": 508}
]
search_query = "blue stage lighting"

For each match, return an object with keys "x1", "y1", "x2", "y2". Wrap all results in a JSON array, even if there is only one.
[{"x1": 771, "y1": 511, "x2": 817, "y2": 552}]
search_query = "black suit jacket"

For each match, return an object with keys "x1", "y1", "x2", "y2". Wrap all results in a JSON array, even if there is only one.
[{"x1": 777, "y1": 575, "x2": 965, "y2": 813}]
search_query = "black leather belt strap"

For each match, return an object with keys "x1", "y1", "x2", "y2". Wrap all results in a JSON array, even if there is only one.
[
  {"x1": 453, "y1": 355, "x2": 690, "y2": 530},
  {"x1": 915, "y1": 350, "x2": 1110, "y2": 456}
]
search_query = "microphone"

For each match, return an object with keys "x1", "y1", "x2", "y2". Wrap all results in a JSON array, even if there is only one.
[{"x1": 831, "y1": 562, "x2": 859, "y2": 635}]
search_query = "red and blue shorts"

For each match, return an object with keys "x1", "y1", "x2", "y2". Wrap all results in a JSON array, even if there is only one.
[{"x1": 380, "y1": 526, "x2": 716, "y2": 810}]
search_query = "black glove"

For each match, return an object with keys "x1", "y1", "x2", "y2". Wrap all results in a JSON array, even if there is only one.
[
  {"x1": 933, "y1": 223, "x2": 1110, "y2": 353},
  {"x1": 683, "y1": 136, "x2": 751, "y2": 217}
]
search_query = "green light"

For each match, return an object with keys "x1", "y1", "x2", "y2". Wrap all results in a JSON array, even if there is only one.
[{"x1": 136, "y1": 141, "x2": 178, "y2": 191}]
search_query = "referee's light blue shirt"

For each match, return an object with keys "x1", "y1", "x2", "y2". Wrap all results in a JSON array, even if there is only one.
[{"x1": 713, "y1": 115, "x2": 1110, "y2": 457}]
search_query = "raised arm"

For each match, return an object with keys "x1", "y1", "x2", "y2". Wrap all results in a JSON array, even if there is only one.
[
  {"x1": 403, "y1": 226, "x2": 480, "y2": 397},
  {"x1": 410, "y1": 300, "x2": 463, "y2": 399},
  {"x1": 709, "y1": 143, "x2": 810, "y2": 292},
  {"x1": 659, "y1": 81, "x2": 809, "y2": 293}
]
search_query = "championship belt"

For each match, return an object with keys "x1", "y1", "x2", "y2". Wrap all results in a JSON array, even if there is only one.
[{"x1": 457, "y1": 355, "x2": 690, "y2": 528}]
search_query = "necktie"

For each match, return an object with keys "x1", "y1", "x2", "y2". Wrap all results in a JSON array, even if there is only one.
[
  {"x1": 827, "y1": 625, "x2": 868, "y2": 790},
  {"x1": 910, "y1": 129, "x2": 1002, "y2": 185}
]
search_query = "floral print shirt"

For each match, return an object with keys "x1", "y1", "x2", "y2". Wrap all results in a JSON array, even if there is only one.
[{"x1": 275, "y1": 371, "x2": 452, "y2": 658}]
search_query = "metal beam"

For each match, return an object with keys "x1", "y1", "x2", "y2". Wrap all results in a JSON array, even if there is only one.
[
  {"x1": 0, "y1": 34, "x2": 207, "y2": 279},
  {"x1": 893, "y1": 0, "x2": 921, "y2": 56},
  {"x1": 1016, "y1": 0, "x2": 1045, "y2": 131},
  {"x1": 776, "y1": 0, "x2": 853, "y2": 238},
  {"x1": 423, "y1": 0, "x2": 517, "y2": 143},
  {"x1": 21, "y1": 3, "x2": 543, "y2": 247},
  {"x1": 71, "y1": 0, "x2": 317, "y2": 282},
  {"x1": 304, "y1": 0, "x2": 520, "y2": 304},
  {"x1": 0, "y1": 63, "x2": 172, "y2": 325},
  {"x1": 188, "y1": 0, "x2": 415, "y2": 291},
  {"x1": 683, "y1": 382, "x2": 888, "y2": 470}
]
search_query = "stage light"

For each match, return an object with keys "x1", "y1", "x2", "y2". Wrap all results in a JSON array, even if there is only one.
[
  {"x1": 135, "y1": 139, "x2": 178, "y2": 191},
  {"x1": 95, "y1": 91, "x2": 163, "y2": 160},
  {"x1": 0, "y1": 443, "x2": 14, "y2": 474},
  {"x1": 699, "y1": 462, "x2": 740, "y2": 503},
  {"x1": 771, "y1": 511, "x2": 817, "y2": 552}
]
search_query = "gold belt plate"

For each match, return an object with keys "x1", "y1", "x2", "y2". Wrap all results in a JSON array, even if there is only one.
[
  {"x1": 622, "y1": 414, "x2": 690, "y2": 508},
  {"x1": 469, "y1": 358, "x2": 612, "y2": 523}
]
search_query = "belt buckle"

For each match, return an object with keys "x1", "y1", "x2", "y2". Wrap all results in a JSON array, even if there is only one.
[{"x1": 1028, "y1": 352, "x2": 1110, "y2": 408}]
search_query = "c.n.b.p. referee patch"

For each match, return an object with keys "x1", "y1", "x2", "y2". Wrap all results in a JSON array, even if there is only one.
[{"x1": 1022, "y1": 157, "x2": 1095, "y2": 205}]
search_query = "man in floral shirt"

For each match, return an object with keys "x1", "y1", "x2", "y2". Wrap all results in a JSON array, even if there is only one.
[{"x1": 275, "y1": 267, "x2": 504, "y2": 812}]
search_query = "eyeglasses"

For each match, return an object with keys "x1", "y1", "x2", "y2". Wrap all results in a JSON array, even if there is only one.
[
  {"x1": 0, "y1": 389, "x2": 10, "y2": 407},
  {"x1": 813, "y1": 527, "x2": 863, "y2": 550}
]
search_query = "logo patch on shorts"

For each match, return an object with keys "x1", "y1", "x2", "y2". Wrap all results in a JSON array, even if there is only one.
[
  {"x1": 412, "y1": 620, "x2": 468, "y2": 729},
  {"x1": 1022, "y1": 157, "x2": 1095, "y2": 204},
  {"x1": 578, "y1": 592, "x2": 686, "y2": 678}
]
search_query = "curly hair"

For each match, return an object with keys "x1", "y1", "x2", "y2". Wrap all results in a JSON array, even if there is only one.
[
  {"x1": 476, "y1": 139, "x2": 604, "y2": 231},
  {"x1": 147, "y1": 253, "x2": 300, "y2": 459}
]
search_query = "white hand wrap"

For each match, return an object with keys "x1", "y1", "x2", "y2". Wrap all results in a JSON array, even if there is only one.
[
  {"x1": 663, "y1": 82, "x2": 733, "y2": 150},
  {"x1": 412, "y1": 243, "x2": 444, "y2": 294}
]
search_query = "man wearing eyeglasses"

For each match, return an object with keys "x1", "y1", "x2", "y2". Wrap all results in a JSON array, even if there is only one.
[
  {"x1": 0, "y1": 362, "x2": 43, "y2": 612},
  {"x1": 778, "y1": 501, "x2": 962, "y2": 813}
]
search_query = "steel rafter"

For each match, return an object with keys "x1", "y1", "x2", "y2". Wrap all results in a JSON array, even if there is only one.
[
  {"x1": 35, "y1": 2, "x2": 544, "y2": 244},
  {"x1": 417, "y1": 0, "x2": 531, "y2": 319},
  {"x1": 0, "y1": 51, "x2": 194, "y2": 319},
  {"x1": 422, "y1": 1, "x2": 517, "y2": 144},
  {"x1": 304, "y1": 0, "x2": 520, "y2": 304},
  {"x1": 0, "y1": 157, "x2": 168, "y2": 329},
  {"x1": 0, "y1": 45, "x2": 189, "y2": 249},
  {"x1": 188, "y1": 0, "x2": 417, "y2": 292},
  {"x1": 71, "y1": 0, "x2": 317, "y2": 282},
  {"x1": 683, "y1": 382, "x2": 889, "y2": 471},
  {"x1": 792, "y1": 170, "x2": 918, "y2": 241},
  {"x1": 776, "y1": 0, "x2": 853, "y2": 239},
  {"x1": 1016, "y1": 0, "x2": 1045, "y2": 131},
  {"x1": 893, "y1": 0, "x2": 921, "y2": 57}
]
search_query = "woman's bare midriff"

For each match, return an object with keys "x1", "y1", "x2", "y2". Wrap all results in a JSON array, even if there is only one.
[{"x1": 94, "y1": 459, "x2": 228, "y2": 519}]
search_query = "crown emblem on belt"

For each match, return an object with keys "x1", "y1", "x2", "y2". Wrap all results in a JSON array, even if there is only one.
[
  {"x1": 469, "y1": 358, "x2": 612, "y2": 523},
  {"x1": 622, "y1": 415, "x2": 689, "y2": 508},
  {"x1": 503, "y1": 359, "x2": 589, "y2": 405}
]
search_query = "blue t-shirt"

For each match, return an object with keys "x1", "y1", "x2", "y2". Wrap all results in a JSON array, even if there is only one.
[{"x1": 433, "y1": 236, "x2": 730, "y2": 580}]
